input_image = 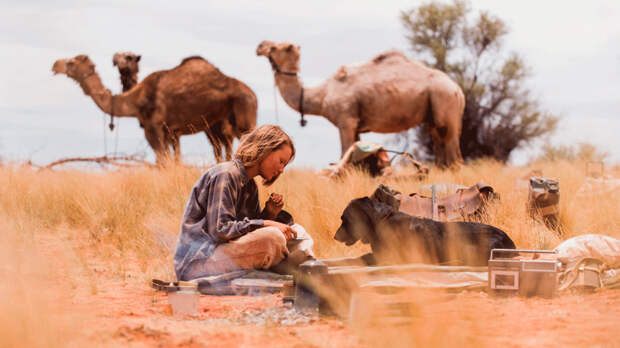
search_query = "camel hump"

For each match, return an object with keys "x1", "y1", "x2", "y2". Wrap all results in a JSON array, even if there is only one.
[
  {"x1": 372, "y1": 50, "x2": 408, "y2": 64},
  {"x1": 335, "y1": 66, "x2": 348, "y2": 81},
  {"x1": 180, "y1": 55, "x2": 207, "y2": 66}
]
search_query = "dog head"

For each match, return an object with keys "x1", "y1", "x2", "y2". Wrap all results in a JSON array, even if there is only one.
[{"x1": 334, "y1": 197, "x2": 394, "y2": 246}]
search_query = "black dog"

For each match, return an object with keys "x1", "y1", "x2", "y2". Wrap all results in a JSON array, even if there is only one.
[{"x1": 334, "y1": 197, "x2": 516, "y2": 266}]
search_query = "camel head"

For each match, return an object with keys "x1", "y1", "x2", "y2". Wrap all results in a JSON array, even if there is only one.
[
  {"x1": 256, "y1": 40, "x2": 300, "y2": 74},
  {"x1": 113, "y1": 52, "x2": 141, "y2": 75},
  {"x1": 52, "y1": 55, "x2": 96, "y2": 82}
]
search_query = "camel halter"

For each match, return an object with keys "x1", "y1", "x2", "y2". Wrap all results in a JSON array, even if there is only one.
[
  {"x1": 267, "y1": 55, "x2": 297, "y2": 76},
  {"x1": 268, "y1": 55, "x2": 307, "y2": 127}
]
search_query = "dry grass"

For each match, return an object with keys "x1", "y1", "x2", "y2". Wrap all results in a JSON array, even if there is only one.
[
  {"x1": 1, "y1": 160, "x2": 618, "y2": 274},
  {"x1": 0, "y1": 219, "x2": 86, "y2": 348},
  {"x1": 0, "y1": 159, "x2": 618, "y2": 347}
]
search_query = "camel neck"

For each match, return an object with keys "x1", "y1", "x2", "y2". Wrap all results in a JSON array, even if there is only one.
[
  {"x1": 120, "y1": 73, "x2": 138, "y2": 92},
  {"x1": 78, "y1": 73, "x2": 139, "y2": 117},
  {"x1": 274, "y1": 74, "x2": 324, "y2": 117}
]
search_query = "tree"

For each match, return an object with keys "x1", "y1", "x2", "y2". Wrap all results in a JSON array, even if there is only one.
[
  {"x1": 396, "y1": 0, "x2": 558, "y2": 162},
  {"x1": 534, "y1": 142, "x2": 609, "y2": 163}
]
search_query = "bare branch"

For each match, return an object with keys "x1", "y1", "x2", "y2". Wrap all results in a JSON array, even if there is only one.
[{"x1": 37, "y1": 155, "x2": 156, "y2": 171}]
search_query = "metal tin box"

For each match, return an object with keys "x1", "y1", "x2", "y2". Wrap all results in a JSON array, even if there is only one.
[{"x1": 489, "y1": 249, "x2": 561, "y2": 298}]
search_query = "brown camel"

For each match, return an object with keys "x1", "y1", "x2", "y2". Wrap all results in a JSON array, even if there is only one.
[
  {"x1": 113, "y1": 52, "x2": 141, "y2": 92},
  {"x1": 53, "y1": 54, "x2": 257, "y2": 164},
  {"x1": 111, "y1": 52, "x2": 241, "y2": 162},
  {"x1": 256, "y1": 41, "x2": 464, "y2": 167}
]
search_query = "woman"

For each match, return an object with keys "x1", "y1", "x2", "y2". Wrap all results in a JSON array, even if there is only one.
[{"x1": 174, "y1": 125, "x2": 314, "y2": 281}]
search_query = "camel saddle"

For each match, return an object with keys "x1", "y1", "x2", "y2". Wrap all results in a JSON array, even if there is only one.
[{"x1": 371, "y1": 183, "x2": 497, "y2": 222}]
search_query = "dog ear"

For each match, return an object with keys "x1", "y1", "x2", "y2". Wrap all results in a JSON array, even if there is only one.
[
  {"x1": 372, "y1": 200, "x2": 395, "y2": 220},
  {"x1": 356, "y1": 197, "x2": 393, "y2": 222},
  {"x1": 354, "y1": 197, "x2": 376, "y2": 220}
]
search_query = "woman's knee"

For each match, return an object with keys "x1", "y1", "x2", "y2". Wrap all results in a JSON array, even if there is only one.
[
  {"x1": 251, "y1": 226, "x2": 287, "y2": 251},
  {"x1": 251, "y1": 227, "x2": 287, "y2": 268}
]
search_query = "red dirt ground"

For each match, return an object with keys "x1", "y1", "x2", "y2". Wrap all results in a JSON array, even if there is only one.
[{"x1": 37, "y1": 232, "x2": 620, "y2": 348}]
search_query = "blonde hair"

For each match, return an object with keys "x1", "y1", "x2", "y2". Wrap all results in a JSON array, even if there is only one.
[{"x1": 234, "y1": 125, "x2": 295, "y2": 168}]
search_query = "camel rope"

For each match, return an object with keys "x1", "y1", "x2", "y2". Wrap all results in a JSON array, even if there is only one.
[
  {"x1": 299, "y1": 87, "x2": 306, "y2": 127},
  {"x1": 114, "y1": 121, "x2": 120, "y2": 156},
  {"x1": 272, "y1": 83, "x2": 280, "y2": 125},
  {"x1": 102, "y1": 114, "x2": 108, "y2": 155}
]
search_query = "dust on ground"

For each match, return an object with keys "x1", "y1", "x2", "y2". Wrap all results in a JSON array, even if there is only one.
[{"x1": 33, "y1": 230, "x2": 620, "y2": 348}]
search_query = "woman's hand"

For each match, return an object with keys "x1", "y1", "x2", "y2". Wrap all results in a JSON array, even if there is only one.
[
  {"x1": 263, "y1": 220, "x2": 297, "y2": 241},
  {"x1": 263, "y1": 192, "x2": 284, "y2": 220}
]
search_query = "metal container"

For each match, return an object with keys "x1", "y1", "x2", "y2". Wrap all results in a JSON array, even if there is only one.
[
  {"x1": 294, "y1": 260, "x2": 328, "y2": 314},
  {"x1": 168, "y1": 288, "x2": 199, "y2": 316},
  {"x1": 565, "y1": 258, "x2": 603, "y2": 290},
  {"x1": 489, "y1": 249, "x2": 561, "y2": 298},
  {"x1": 528, "y1": 177, "x2": 560, "y2": 230},
  {"x1": 282, "y1": 280, "x2": 296, "y2": 305}
]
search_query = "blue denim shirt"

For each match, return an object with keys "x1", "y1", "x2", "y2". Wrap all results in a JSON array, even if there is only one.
[{"x1": 174, "y1": 159, "x2": 265, "y2": 280}]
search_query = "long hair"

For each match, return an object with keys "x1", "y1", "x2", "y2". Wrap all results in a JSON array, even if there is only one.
[{"x1": 234, "y1": 125, "x2": 295, "y2": 183}]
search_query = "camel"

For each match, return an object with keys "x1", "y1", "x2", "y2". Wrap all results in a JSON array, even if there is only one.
[
  {"x1": 113, "y1": 52, "x2": 141, "y2": 92},
  {"x1": 52, "y1": 54, "x2": 257, "y2": 164},
  {"x1": 256, "y1": 41, "x2": 465, "y2": 167},
  {"x1": 111, "y1": 52, "x2": 241, "y2": 162}
]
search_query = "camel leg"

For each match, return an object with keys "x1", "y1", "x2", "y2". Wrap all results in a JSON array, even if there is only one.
[
  {"x1": 223, "y1": 134, "x2": 234, "y2": 161},
  {"x1": 204, "y1": 129, "x2": 223, "y2": 163},
  {"x1": 429, "y1": 90, "x2": 464, "y2": 168},
  {"x1": 220, "y1": 120, "x2": 235, "y2": 161},
  {"x1": 429, "y1": 126, "x2": 463, "y2": 169},
  {"x1": 429, "y1": 127, "x2": 448, "y2": 168},
  {"x1": 162, "y1": 128, "x2": 180, "y2": 164},
  {"x1": 337, "y1": 117, "x2": 359, "y2": 158},
  {"x1": 443, "y1": 132, "x2": 462, "y2": 167},
  {"x1": 170, "y1": 133, "x2": 181, "y2": 163},
  {"x1": 144, "y1": 125, "x2": 171, "y2": 165}
]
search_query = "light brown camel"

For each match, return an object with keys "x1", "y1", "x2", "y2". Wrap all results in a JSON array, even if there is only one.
[
  {"x1": 53, "y1": 54, "x2": 257, "y2": 164},
  {"x1": 111, "y1": 52, "x2": 241, "y2": 162},
  {"x1": 256, "y1": 41, "x2": 465, "y2": 167}
]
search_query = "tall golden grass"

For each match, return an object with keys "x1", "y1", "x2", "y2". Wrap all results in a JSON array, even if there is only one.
[
  {"x1": 0, "y1": 159, "x2": 618, "y2": 347},
  {"x1": 1, "y1": 160, "x2": 618, "y2": 273}
]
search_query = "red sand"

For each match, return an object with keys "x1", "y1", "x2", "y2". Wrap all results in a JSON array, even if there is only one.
[{"x1": 37, "y1": 232, "x2": 620, "y2": 348}]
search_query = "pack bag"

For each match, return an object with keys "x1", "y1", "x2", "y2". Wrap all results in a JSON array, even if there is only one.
[
  {"x1": 528, "y1": 177, "x2": 560, "y2": 230},
  {"x1": 555, "y1": 234, "x2": 620, "y2": 268},
  {"x1": 371, "y1": 182, "x2": 497, "y2": 222}
]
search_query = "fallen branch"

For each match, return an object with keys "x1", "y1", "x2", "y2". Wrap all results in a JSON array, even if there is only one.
[{"x1": 38, "y1": 155, "x2": 156, "y2": 171}]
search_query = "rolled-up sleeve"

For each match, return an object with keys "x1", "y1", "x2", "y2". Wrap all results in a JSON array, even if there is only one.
[{"x1": 206, "y1": 171, "x2": 264, "y2": 242}]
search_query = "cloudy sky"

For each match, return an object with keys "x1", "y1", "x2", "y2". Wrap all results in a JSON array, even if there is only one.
[{"x1": 1, "y1": 0, "x2": 619, "y2": 168}]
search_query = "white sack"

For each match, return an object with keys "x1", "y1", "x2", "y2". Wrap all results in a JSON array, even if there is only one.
[{"x1": 555, "y1": 234, "x2": 620, "y2": 268}]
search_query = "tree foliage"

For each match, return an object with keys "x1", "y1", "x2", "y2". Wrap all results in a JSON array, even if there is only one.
[
  {"x1": 396, "y1": 0, "x2": 558, "y2": 162},
  {"x1": 534, "y1": 142, "x2": 609, "y2": 163}
]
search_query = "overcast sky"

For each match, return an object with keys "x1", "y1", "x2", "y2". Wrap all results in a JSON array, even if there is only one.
[{"x1": 1, "y1": 0, "x2": 619, "y2": 168}]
